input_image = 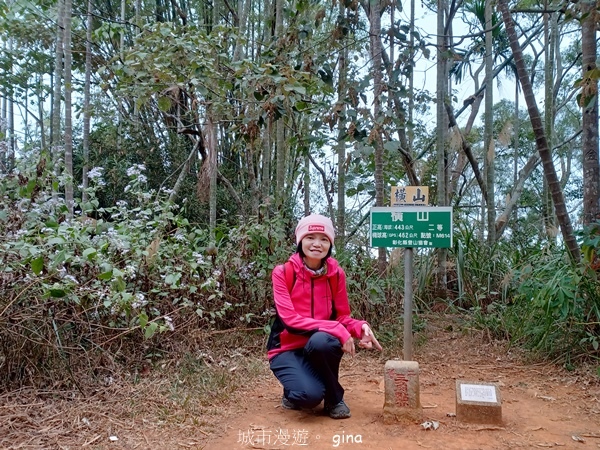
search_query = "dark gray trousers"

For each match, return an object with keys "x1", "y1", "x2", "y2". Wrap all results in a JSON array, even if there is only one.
[{"x1": 269, "y1": 331, "x2": 344, "y2": 408}]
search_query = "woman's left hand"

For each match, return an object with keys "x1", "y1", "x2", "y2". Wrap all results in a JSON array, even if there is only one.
[{"x1": 358, "y1": 324, "x2": 383, "y2": 351}]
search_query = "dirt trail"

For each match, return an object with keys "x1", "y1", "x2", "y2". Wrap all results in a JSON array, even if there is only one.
[
  {"x1": 206, "y1": 318, "x2": 600, "y2": 450},
  {"x1": 1, "y1": 316, "x2": 598, "y2": 450}
]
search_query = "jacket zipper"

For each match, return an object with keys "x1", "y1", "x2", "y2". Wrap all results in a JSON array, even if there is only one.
[{"x1": 310, "y1": 278, "x2": 315, "y2": 318}]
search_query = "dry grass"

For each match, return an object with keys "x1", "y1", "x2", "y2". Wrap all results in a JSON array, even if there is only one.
[{"x1": 0, "y1": 330, "x2": 271, "y2": 450}]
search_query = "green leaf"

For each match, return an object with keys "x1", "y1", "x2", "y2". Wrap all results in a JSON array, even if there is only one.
[
  {"x1": 54, "y1": 250, "x2": 67, "y2": 266},
  {"x1": 98, "y1": 263, "x2": 113, "y2": 280},
  {"x1": 49, "y1": 285, "x2": 66, "y2": 298},
  {"x1": 586, "y1": 67, "x2": 600, "y2": 79},
  {"x1": 98, "y1": 271, "x2": 112, "y2": 281},
  {"x1": 384, "y1": 141, "x2": 400, "y2": 151},
  {"x1": 0, "y1": 209, "x2": 7, "y2": 222},
  {"x1": 139, "y1": 312, "x2": 148, "y2": 328},
  {"x1": 294, "y1": 100, "x2": 308, "y2": 111},
  {"x1": 48, "y1": 237, "x2": 66, "y2": 245},
  {"x1": 157, "y1": 96, "x2": 172, "y2": 112},
  {"x1": 165, "y1": 273, "x2": 181, "y2": 286},
  {"x1": 144, "y1": 322, "x2": 158, "y2": 339},
  {"x1": 31, "y1": 256, "x2": 44, "y2": 275},
  {"x1": 26, "y1": 178, "x2": 37, "y2": 195},
  {"x1": 113, "y1": 276, "x2": 126, "y2": 292},
  {"x1": 83, "y1": 248, "x2": 97, "y2": 261},
  {"x1": 283, "y1": 83, "x2": 306, "y2": 95}
]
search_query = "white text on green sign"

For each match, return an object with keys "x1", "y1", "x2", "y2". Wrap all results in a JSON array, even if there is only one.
[{"x1": 370, "y1": 206, "x2": 453, "y2": 248}]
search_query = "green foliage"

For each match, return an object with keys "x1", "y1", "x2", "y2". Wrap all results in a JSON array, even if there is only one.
[
  {"x1": 0, "y1": 161, "x2": 291, "y2": 389},
  {"x1": 503, "y1": 242, "x2": 600, "y2": 360},
  {"x1": 454, "y1": 219, "x2": 599, "y2": 363},
  {"x1": 440, "y1": 221, "x2": 514, "y2": 309}
]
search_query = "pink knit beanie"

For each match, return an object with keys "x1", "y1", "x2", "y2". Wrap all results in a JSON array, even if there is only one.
[{"x1": 295, "y1": 214, "x2": 335, "y2": 244}]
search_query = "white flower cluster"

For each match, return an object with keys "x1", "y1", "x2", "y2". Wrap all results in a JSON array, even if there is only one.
[
  {"x1": 192, "y1": 252, "x2": 206, "y2": 265},
  {"x1": 163, "y1": 315, "x2": 175, "y2": 331},
  {"x1": 124, "y1": 264, "x2": 137, "y2": 279},
  {"x1": 87, "y1": 167, "x2": 106, "y2": 187},
  {"x1": 101, "y1": 227, "x2": 128, "y2": 251},
  {"x1": 126, "y1": 164, "x2": 148, "y2": 183},
  {"x1": 131, "y1": 292, "x2": 147, "y2": 309},
  {"x1": 239, "y1": 261, "x2": 256, "y2": 280},
  {"x1": 126, "y1": 164, "x2": 146, "y2": 177},
  {"x1": 200, "y1": 277, "x2": 220, "y2": 290}
]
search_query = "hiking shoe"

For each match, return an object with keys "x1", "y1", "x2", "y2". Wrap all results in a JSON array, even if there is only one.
[
  {"x1": 281, "y1": 396, "x2": 301, "y2": 410},
  {"x1": 324, "y1": 399, "x2": 351, "y2": 419}
]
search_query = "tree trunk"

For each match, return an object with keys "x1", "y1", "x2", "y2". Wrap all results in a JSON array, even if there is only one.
[
  {"x1": 303, "y1": 152, "x2": 310, "y2": 215},
  {"x1": 117, "y1": 0, "x2": 126, "y2": 151},
  {"x1": 581, "y1": 0, "x2": 599, "y2": 224},
  {"x1": 436, "y1": 0, "x2": 449, "y2": 286},
  {"x1": 336, "y1": 0, "x2": 348, "y2": 249},
  {"x1": 512, "y1": 76, "x2": 520, "y2": 229},
  {"x1": 207, "y1": 116, "x2": 218, "y2": 243},
  {"x1": 0, "y1": 88, "x2": 6, "y2": 173},
  {"x1": 542, "y1": 5, "x2": 557, "y2": 241},
  {"x1": 169, "y1": 139, "x2": 200, "y2": 203},
  {"x1": 496, "y1": 154, "x2": 541, "y2": 237},
  {"x1": 274, "y1": 0, "x2": 285, "y2": 208},
  {"x1": 369, "y1": 0, "x2": 386, "y2": 273},
  {"x1": 484, "y1": 0, "x2": 495, "y2": 244},
  {"x1": 409, "y1": 0, "x2": 415, "y2": 152},
  {"x1": 64, "y1": 0, "x2": 73, "y2": 217},
  {"x1": 37, "y1": 73, "x2": 46, "y2": 151},
  {"x1": 51, "y1": 0, "x2": 65, "y2": 169},
  {"x1": 261, "y1": 117, "x2": 272, "y2": 213},
  {"x1": 82, "y1": 0, "x2": 92, "y2": 205},
  {"x1": 232, "y1": 0, "x2": 251, "y2": 63},
  {"x1": 497, "y1": 0, "x2": 581, "y2": 263}
]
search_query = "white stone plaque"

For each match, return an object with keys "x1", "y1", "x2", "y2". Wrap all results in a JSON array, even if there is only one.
[{"x1": 460, "y1": 384, "x2": 497, "y2": 403}]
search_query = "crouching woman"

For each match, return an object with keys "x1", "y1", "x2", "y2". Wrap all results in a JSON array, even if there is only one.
[{"x1": 267, "y1": 214, "x2": 382, "y2": 419}]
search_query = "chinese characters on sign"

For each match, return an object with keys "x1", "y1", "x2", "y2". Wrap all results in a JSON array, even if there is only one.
[
  {"x1": 460, "y1": 384, "x2": 498, "y2": 403},
  {"x1": 370, "y1": 206, "x2": 453, "y2": 249},
  {"x1": 386, "y1": 369, "x2": 410, "y2": 407},
  {"x1": 390, "y1": 186, "x2": 429, "y2": 206}
]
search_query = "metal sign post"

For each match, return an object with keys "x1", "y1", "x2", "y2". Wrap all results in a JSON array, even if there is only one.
[
  {"x1": 404, "y1": 247, "x2": 414, "y2": 360},
  {"x1": 370, "y1": 206, "x2": 453, "y2": 361}
]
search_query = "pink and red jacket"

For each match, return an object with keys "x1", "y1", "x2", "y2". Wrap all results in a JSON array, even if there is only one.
[{"x1": 267, "y1": 253, "x2": 367, "y2": 360}]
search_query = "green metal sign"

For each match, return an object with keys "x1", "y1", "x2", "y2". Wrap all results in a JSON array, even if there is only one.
[{"x1": 370, "y1": 206, "x2": 453, "y2": 248}]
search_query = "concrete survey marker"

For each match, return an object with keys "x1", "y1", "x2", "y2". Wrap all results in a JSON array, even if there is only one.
[
  {"x1": 383, "y1": 360, "x2": 422, "y2": 423},
  {"x1": 455, "y1": 380, "x2": 502, "y2": 425}
]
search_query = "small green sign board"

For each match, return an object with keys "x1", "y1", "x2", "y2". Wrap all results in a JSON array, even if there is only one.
[{"x1": 370, "y1": 206, "x2": 453, "y2": 248}]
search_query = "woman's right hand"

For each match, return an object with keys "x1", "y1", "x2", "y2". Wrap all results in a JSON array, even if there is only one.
[{"x1": 342, "y1": 336, "x2": 356, "y2": 357}]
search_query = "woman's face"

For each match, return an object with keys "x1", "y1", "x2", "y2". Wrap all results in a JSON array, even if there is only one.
[{"x1": 301, "y1": 233, "x2": 331, "y2": 267}]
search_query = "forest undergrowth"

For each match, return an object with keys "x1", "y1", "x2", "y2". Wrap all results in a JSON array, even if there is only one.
[{"x1": 0, "y1": 162, "x2": 599, "y2": 395}]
